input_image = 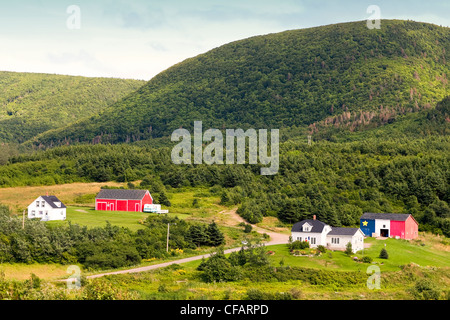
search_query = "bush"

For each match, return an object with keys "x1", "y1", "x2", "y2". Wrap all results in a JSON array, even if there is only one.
[
  {"x1": 317, "y1": 245, "x2": 326, "y2": 253},
  {"x1": 197, "y1": 249, "x2": 242, "y2": 283},
  {"x1": 344, "y1": 242, "x2": 353, "y2": 256},
  {"x1": 362, "y1": 256, "x2": 373, "y2": 263},
  {"x1": 243, "y1": 224, "x2": 253, "y2": 233},
  {"x1": 411, "y1": 279, "x2": 441, "y2": 300},
  {"x1": 379, "y1": 248, "x2": 389, "y2": 259},
  {"x1": 288, "y1": 240, "x2": 310, "y2": 251}
]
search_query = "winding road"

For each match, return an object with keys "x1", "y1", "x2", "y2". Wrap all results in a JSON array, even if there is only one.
[{"x1": 85, "y1": 209, "x2": 290, "y2": 279}]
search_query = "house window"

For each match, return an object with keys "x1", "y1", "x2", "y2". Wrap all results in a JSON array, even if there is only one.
[
  {"x1": 42, "y1": 201, "x2": 45, "y2": 207},
  {"x1": 311, "y1": 238, "x2": 316, "y2": 245},
  {"x1": 31, "y1": 210, "x2": 35, "y2": 216},
  {"x1": 36, "y1": 201, "x2": 40, "y2": 207},
  {"x1": 332, "y1": 238, "x2": 340, "y2": 244}
]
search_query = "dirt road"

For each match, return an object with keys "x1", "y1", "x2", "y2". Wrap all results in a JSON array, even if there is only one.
[{"x1": 85, "y1": 209, "x2": 289, "y2": 279}]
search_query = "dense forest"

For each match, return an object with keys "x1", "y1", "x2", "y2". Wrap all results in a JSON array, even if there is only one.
[
  {"x1": 0, "y1": 71, "x2": 144, "y2": 144},
  {"x1": 31, "y1": 20, "x2": 450, "y2": 147},
  {"x1": 1, "y1": 124, "x2": 448, "y2": 237}
]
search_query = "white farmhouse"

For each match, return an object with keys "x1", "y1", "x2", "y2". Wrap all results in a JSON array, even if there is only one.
[
  {"x1": 291, "y1": 216, "x2": 364, "y2": 253},
  {"x1": 28, "y1": 195, "x2": 66, "y2": 221}
]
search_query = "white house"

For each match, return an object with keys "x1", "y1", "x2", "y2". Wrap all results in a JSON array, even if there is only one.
[
  {"x1": 291, "y1": 216, "x2": 364, "y2": 253},
  {"x1": 28, "y1": 195, "x2": 66, "y2": 221}
]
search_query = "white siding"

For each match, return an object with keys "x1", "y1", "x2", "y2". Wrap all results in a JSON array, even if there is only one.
[
  {"x1": 28, "y1": 197, "x2": 66, "y2": 221},
  {"x1": 375, "y1": 219, "x2": 390, "y2": 235}
]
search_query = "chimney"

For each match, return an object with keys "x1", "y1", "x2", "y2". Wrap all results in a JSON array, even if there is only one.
[
  {"x1": 313, "y1": 215, "x2": 316, "y2": 220},
  {"x1": 46, "y1": 191, "x2": 49, "y2": 197}
]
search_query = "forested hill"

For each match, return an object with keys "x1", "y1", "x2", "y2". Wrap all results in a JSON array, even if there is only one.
[
  {"x1": 32, "y1": 19, "x2": 450, "y2": 146},
  {"x1": 0, "y1": 71, "x2": 145, "y2": 143}
]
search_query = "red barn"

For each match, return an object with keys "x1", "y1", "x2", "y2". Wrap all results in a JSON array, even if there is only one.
[{"x1": 95, "y1": 189, "x2": 153, "y2": 212}]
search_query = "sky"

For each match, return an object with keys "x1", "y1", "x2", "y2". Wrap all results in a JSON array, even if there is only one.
[{"x1": 0, "y1": 0, "x2": 449, "y2": 81}]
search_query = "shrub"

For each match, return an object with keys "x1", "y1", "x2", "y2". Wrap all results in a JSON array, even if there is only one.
[
  {"x1": 379, "y1": 248, "x2": 389, "y2": 259},
  {"x1": 344, "y1": 242, "x2": 353, "y2": 256},
  {"x1": 317, "y1": 245, "x2": 326, "y2": 253},
  {"x1": 288, "y1": 240, "x2": 310, "y2": 251},
  {"x1": 411, "y1": 279, "x2": 441, "y2": 300},
  {"x1": 362, "y1": 256, "x2": 373, "y2": 263},
  {"x1": 244, "y1": 224, "x2": 253, "y2": 233}
]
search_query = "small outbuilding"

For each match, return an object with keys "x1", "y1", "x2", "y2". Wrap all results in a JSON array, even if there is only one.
[{"x1": 360, "y1": 212, "x2": 419, "y2": 239}]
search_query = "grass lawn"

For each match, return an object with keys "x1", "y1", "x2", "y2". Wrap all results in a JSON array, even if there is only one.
[
  {"x1": 0, "y1": 263, "x2": 72, "y2": 281},
  {"x1": 46, "y1": 206, "x2": 191, "y2": 231}
]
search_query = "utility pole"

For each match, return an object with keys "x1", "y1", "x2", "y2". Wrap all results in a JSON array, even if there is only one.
[
  {"x1": 166, "y1": 223, "x2": 177, "y2": 252},
  {"x1": 166, "y1": 223, "x2": 170, "y2": 252}
]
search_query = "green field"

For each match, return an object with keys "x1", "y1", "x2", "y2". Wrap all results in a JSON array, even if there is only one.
[{"x1": 46, "y1": 206, "x2": 191, "y2": 231}]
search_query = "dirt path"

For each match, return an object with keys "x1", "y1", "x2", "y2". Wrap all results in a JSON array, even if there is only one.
[
  {"x1": 219, "y1": 208, "x2": 289, "y2": 245},
  {"x1": 84, "y1": 208, "x2": 289, "y2": 279}
]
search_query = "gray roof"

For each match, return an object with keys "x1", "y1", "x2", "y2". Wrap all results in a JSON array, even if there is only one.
[
  {"x1": 41, "y1": 196, "x2": 66, "y2": 209},
  {"x1": 360, "y1": 212, "x2": 411, "y2": 221},
  {"x1": 291, "y1": 219, "x2": 328, "y2": 233},
  {"x1": 96, "y1": 189, "x2": 148, "y2": 200},
  {"x1": 328, "y1": 227, "x2": 360, "y2": 236}
]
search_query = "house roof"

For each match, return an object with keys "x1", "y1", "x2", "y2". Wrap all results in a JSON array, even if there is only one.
[
  {"x1": 328, "y1": 227, "x2": 361, "y2": 236},
  {"x1": 291, "y1": 219, "x2": 328, "y2": 233},
  {"x1": 360, "y1": 212, "x2": 411, "y2": 221},
  {"x1": 95, "y1": 189, "x2": 149, "y2": 200},
  {"x1": 41, "y1": 196, "x2": 66, "y2": 209}
]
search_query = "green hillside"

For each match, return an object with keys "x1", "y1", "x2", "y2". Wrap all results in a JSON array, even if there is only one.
[
  {"x1": 0, "y1": 71, "x2": 145, "y2": 143},
  {"x1": 32, "y1": 19, "x2": 450, "y2": 146}
]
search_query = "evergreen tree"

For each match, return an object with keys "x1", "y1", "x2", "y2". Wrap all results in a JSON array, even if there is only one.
[
  {"x1": 379, "y1": 247, "x2": 389, "y2": 259},
  {"x1": 206, "y1": 222, "x2": 225, "y2": 247},
  {"x1": 158, "y1": 191, "x2": 171, "y2": 207}
]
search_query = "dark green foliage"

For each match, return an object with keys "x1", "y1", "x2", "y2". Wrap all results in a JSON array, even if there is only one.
[
  {"x1": 243, "y1": 224, "x2": 252, "y2": 233},
  {"x1": 157, "y1": 191, "x2": 171, "y2": 207},
  {"x1": 345, "y1": 242, "x2": 353, "y2": 256},
  {"x1": 206, "y1": 222, "x2": 225, "y2": 246},
  {"x1": 197, "y1": 249, "x2": 242, "y2": 283},
  {"x1": 245, "y1": 289, "x2": 292, "y2": 300},
  {"x1": 317, "y1": 245, "x2": 327, "y2": 253},
  {"x1": 379, "y1": 247, "x2": 389, "y2": 259},
  {"x1": 288, "y1": 241, "x2": 310, "y2": 250},
  {"x1": 411, "y1": 279, "x2": 441, "y2": 300},
  {"x1": 185, "y1": 222, "x2": 225, "y2": 247}
]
